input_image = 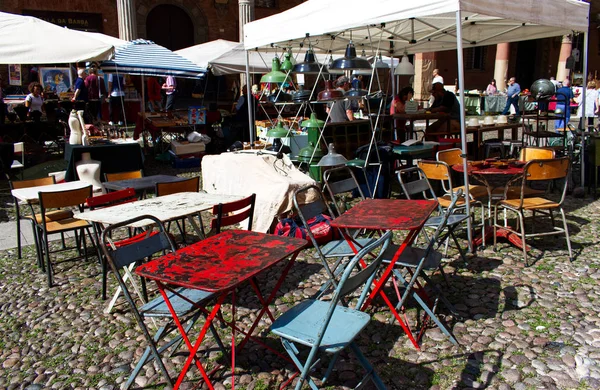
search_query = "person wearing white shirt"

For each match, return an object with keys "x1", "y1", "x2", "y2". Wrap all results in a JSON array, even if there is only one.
[
  {"x1": 432, "y1": 68, "x2": 444, "y2": 85},
  {"x1": 577, "y1": 80, "x2": 598, "y2": 129}
]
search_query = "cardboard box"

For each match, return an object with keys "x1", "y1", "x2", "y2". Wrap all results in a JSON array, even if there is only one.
[{"x1": 171, "y1": 140, "x2": 205, "y2": 156}]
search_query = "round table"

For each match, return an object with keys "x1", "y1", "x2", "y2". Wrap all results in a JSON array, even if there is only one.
[{"x1": 452, "y1": 162, "x2": 527, "y2": 249}]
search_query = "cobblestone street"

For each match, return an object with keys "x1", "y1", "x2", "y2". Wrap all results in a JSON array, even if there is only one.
[{"x1": 0, "y1": 186, "x2": 598, "y2": 389}]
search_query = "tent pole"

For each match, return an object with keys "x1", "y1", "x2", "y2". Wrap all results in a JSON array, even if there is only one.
[
  {"x1": 391, "y1": 53, "x2": 397, "y2": 140},
  {"x1": 141, "y1": 74, "x2": 146, "y2": 150},
  {"x1": 245, "y1": 49, "x2": 254, "y2": 143},
  {"x1": 581, "y1": 31, "x2": 589, "y2": 189},
  {"x1": 456, "y1": 10, "x2": 474, "y2": 253}
]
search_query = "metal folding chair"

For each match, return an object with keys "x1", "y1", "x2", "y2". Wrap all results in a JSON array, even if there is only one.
[
  {"x1": 322, "y1": 166, "x2": 366, "y2": 217},
  {"x1": 293, "y1": 184, "x2": 375, "y2": 297},
  {"x1": 99, "y1": 215, "x2": 226, "y2": 390},
  {"x1": 397, "y1": 166, "x2": 468, "y2": 262},
  {"x1": 271, "y1": 230, "x2": 393, "y2": 390},
  {"x1": 383, "y1": 189, "x2": 465, "y2": 346}
]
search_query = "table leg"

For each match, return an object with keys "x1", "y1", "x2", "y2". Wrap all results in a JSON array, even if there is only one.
[{"x1": 157, "y1": 282, "x2": 226, "y2": 390}]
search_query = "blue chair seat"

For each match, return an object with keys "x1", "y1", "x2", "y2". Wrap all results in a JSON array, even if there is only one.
[
  {"x1": 318, "y1": 238, "x2": 376, "y2": 258},
  {"x1": 382, "y1": 245, "x2": 442, "y2": 269},
  {"x1": 424, "y1": 213, "x2": 469, "y2": 228},
  {"x1": 271, "y1": 299, "x2": 370, "y2": 354},
  {"x1": 141, "y1": 287, "x2": 214, "y2": 317}
]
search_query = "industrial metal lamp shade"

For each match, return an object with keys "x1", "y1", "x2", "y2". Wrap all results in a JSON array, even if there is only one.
[
  {"x1": 329, "y1": 42, "x2": 372, "y2": 70},
  {"x1": 293, "y1": 49, "x2": 327, "y2": 74},
  {"x1": 317, "y1": 143, "x2": 348, "y2": 167},
  {"x1": 280, "y1": 52, "x2": 294, "y2": 72},
  {"x1": 266, "y1": 122, "x2": 293, "y2": 138},
  {"x1": 373, "y1": 53, "x2": 390, "y2": 69},
  {"x1": 301, "y1": 113, "x2": 325, "y2": 129},
  {"x1": 317, "y1": 80, "x2": 344, "y2": 101},
  {"x1": 261, "y1": 57, "x2": 291, "y2": 84},
  {"x1": 395, "y1": 55, "x2": 415, "y2": 75}
]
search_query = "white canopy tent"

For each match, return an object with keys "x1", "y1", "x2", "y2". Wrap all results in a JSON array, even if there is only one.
[
  {"x1": 243, "y1": 0, "x2": 591, "y2": 251},
  {"x1": 0, "y1": 12, "x2": 114, "y2": 64}
]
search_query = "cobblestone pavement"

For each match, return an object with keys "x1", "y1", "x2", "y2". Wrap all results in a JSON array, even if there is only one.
[{"x1": 1, "y1": 160, "x2": 600, "y2": 389}]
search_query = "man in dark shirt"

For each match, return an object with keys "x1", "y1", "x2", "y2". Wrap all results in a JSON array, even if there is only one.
[
  {"x1": 72, "y1": 68, "x2": 88, "y2": 103},
  {"x1": 426, "y1": 82, "x2": 461, "y2": 138}
]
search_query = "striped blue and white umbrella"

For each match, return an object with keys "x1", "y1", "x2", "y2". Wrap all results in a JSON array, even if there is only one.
[{"x1": 101, "y1": 39, "x2": 206, "y2": 78}]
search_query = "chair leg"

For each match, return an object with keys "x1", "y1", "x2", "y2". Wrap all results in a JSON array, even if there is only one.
[
  {"x1": 493, "y1": 205, "x2": 499, "y2": 250},
  {"x1": 16, "y1": 217, "x2": 22, "y2": 259},
  {"x1": 44, "y1": 234, "x2": 53, "y2": 288},
  {"x1": 517, "y1": 211, "x2": 528, "y2": 266},
  {"x1": 559, "y1": 208, "x2": 573, "y2": 262},
  {"x1": 349, "y1": 342, "x2": 387, "y2": 390}
]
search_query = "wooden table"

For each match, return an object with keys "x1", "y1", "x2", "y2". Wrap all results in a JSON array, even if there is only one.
[
  {"x1": 466, "y1": 123, "x2": 522, "y2": 159},
  {"x1": 331, "y1": 198, "x2": 437, "y2": 350},
  {"x1": 393, "y1": 112, "x2": 450, "y2": 141},
  {"x1": 102, "y1": 174, "x2": 185, "y2": 194},
  {"x1": 76, "y1": 192, "x2": 243, "y2": 237},
  {"x1": 11, "y1": 180, "x2": 91, "y2": 203},
  {"x1": 135, "y1": 230, "x2": 306, "y2": 390}
]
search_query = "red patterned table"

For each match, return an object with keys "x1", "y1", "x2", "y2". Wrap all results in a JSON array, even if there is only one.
[
  {"x1": 453, "y1": 163, "x2": 526, "y2": 249},
  {"x1": 135, "y1": 230, "x2": 307, "y2": 389},
  {"x1": 330, "y1": 198, "x2": 438, "y2": 350}
]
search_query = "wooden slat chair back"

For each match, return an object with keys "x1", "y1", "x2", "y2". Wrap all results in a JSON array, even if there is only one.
[
  {"x1": 105, "y1": 170, "x2": 143, "y2": 182},
  {"x1": 418, "y1": 160, "x2": 452, "y2": 183},
  {"x1": 436, "y1": 148, "x2": 462, "y2": 166},
  {"x1": 210, "y1": 194, "x2": 256, "y2": 234},
  {"x1": 10, "y1": 176, "x2": 58, "y2": 261},
  {"x1": 38, "y1": 185, "x2": 94, "y2": 287},
  {"x1": 99, "y1": 214, "x2": 224, "y2": 389},
  {"x1": 519, "y1": 147, "x2": 555, "y2": 162},
  {"x1": 155, "y1": 176, "x2": 199, "y2": 197},
  {"x1": 524, "y1": 157, "x2": 569, "y2": 182}
]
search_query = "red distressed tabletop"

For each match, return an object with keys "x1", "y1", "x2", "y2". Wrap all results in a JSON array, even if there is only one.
[
  {"x1": 331, "y1": 199, "x2": 437, "y2": 231},
  {"x1": 135, "y1": 230, "x2": 307, "y2": 292}
]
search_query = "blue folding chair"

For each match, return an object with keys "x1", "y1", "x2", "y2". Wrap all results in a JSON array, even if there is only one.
[
  {"x1": 99, "y1": 215, "x2": 226, "y2": 390},
  {"x1": 293, "y1": 184, "x2": 375, "y2": 297},
  {"x1": 271, "y1": 230, "x2": 393, "y2": 390}
]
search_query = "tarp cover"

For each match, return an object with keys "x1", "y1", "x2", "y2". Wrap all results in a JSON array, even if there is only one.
[
  {"x1": 0, "y1": 12, "x2": 114, "y2": 64},
  {"x1": 243, "y1": 0, "x2": 590, "y2": 54},
  {"x1": 101, "y1": 39, "x2": 206, "y2": 78},
  {"x1": 202, "y1": 152, "x2": 317, "y2": 233}
]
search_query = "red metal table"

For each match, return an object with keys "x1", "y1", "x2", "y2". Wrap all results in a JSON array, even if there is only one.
[
  {"x1": 135, "y1": 230, "x2": 306, "y2": 390},
  {"x1": 330, "y1": 198, "x2": 438, "y2": 350},
  {"x1": 453, "y1": 163, "x2": 526, "y2": 249}
]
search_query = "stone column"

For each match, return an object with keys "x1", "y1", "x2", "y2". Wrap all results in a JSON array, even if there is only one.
[
  {"x1": 239, "y1": 0, "x2": 255, "y2": 87},
  {"x1": 556, "y1": 35, "x2": 572, "y2": 82},
  {"x1": 117, "y1": 0, "x2": 137, "y2": 41},
  {"x1": 413, "y1": 52, "x2": 436, "y2": 102},
  {"x1": 493, "y1": 43, "x2": 510, "y2": 92}
]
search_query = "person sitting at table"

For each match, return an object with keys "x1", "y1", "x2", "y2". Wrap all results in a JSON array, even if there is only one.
[
  {"x1": 24, "y1": 82, "x2": 44, "y2": 122},
  {"x1": 390, "y1": 86, "x2": 414, "y2": 115},
  {"x1": 485, "y1": 79, "x2": 497, "y2": 95},
  {"x1": 326, "y1": 76, "x2": 354, "y2": 123},
  {"x1": 425, "y1": 82, "x2": 461, "y2": 137}
]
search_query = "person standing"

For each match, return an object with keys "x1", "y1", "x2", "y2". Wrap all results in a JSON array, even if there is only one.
[
  {"x1": 432, "y1": 68, "x2": 444, "y2": 85},
  {"x1": 25, "y1": 82, "x2": 44, "y2": 122},
  {"x1": 107, "y1": 73, "x2": 125, "y2": 126},
  {"x1": 233, "y1": 85, "x2": 257, "y2": 142},
  {"x1": 0, "y1": 74, "x2": 5, "y2": 125},
  {"x1": 555, "y1": 78, "x2": 574, "y2": 130},
  {"x1": 485, "y1": 79, "x2": 497, "y2": 95},
  {"x1": 326, "y1": 76, "x2": 354, "y2": 123},
  {"x1": 577, "y1": 80, "x2": 598, "y2": 129},
  {"x1": 501, "y1": 77, "x2": 521, "y2": 116},
  {"x1": 146, "y1": 76, "x2": 163, "y2": 113},
  {"x1": 85, "y1": 67, "x2": 103, "y2": 122},
  {"x1": 162, "y1": 76, "x2": 177, "y2": 111}
]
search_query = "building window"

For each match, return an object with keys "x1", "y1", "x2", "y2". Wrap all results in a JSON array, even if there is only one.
[
  {"x1": 465, "y1": 47, "x2": 487, "y2": 70},
  {"x1": 256, "y1": 0, "x2": 277, "y2": 8}
]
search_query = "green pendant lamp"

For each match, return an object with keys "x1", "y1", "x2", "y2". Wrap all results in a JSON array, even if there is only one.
[
  {"x1": 280, "y1": 51, "x2": 294, "y2": 72},
  {"x1": 266, "y1": 122, "x2": 293, "y2": 154},
  {"x1": 261, "y1": 57, "x2": 291, "y2": 84}
]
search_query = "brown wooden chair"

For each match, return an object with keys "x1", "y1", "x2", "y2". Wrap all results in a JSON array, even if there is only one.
[
  {"x1": 434, "y1": 150, "x2": 489, "y2": 200},
  {"x1": 519, "y1": 147, "x2": 555, "y2": 162},
  {"x1": 38, "y1": 185, "x2": 95, "y2": 287},
  {"x1": 10, "y1": 176, "x2": 73, "y2": 263},
  {"x1": 155, "y1": 176, "x2": 200, "y2": 242},
  {"x1": 493, "y1": 157, "x2": 572, "y2": 266},
  {"x1": 104, "y1": 170, "x2": 143, "y2": 182}
]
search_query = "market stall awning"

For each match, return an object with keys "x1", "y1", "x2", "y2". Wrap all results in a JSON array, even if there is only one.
[
  {"x1": 0, "y1": 12, "x2": 114, "y2": 64},
  {"x1": 243, "y1": 0, "x2": 590, "y2": 55},
  {"x1": 101, "y1": 39, "x2": 206, "y2": 78}
]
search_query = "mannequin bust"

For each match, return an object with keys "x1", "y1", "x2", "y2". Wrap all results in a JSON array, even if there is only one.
[
  {"x1": 75, "y1": 152, "x2": 102, "y2": 191},
  {"x1": 77, "y1": 110, "x2": 89, "y2": 146},
  {"x1": 68, "y1": 110, "x2": 82, "y2": 145}
]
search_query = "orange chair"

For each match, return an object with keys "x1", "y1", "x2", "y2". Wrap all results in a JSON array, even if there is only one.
[
  {"x1": 155, "y1": 176, "x2": 200, "y2": 242},
  {"x1": 104, "y1": 170, "x2": 143, "y2": 182},
  {"x1": 436, "y1": 149, "x2": 488, "y2": 200},
  {"x1": 493, "y1": 157, "x2": 572, "y2": 266}
]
